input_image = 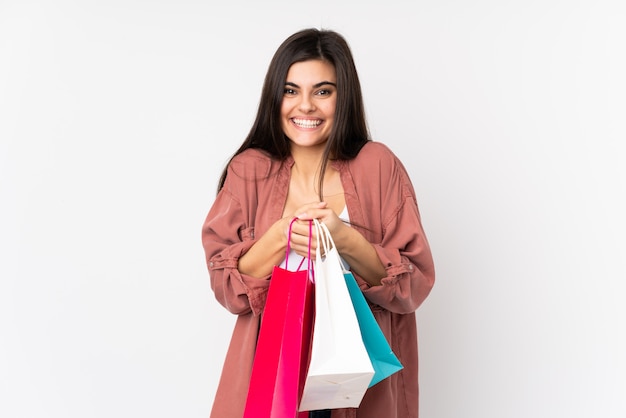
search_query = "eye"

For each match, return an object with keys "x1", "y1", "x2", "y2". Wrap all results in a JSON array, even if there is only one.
[
  {"x1": 316, "y1": 88, "x2": 333, "y2": 97},
  {"x1": 284, "y1": 88, "x2": 297, "y2": 95}
]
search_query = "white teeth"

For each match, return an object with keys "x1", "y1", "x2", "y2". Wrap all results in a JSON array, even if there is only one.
[{"x1": 293, "y1": 118, "x2": 321, "y2": 128}]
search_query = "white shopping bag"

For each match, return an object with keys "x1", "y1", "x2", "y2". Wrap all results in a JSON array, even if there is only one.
[{"x1": 299, "y1": 220, "x2": 374, "y2": 411}]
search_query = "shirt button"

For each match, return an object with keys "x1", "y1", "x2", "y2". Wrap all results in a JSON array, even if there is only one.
[
  {"x1": 209, "y1": 262, "x2": 214, "y2": 268},
  {"x1": 408, "y1": 264, "x2": 413, "y2": 271},
  {"x1": 251, "y1": 231, "x2": 255, "y2": 239}
]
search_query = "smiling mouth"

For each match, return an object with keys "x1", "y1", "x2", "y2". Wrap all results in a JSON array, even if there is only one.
[{"x1": 292, "y1": 118, "x2": 322, "y2": 128}]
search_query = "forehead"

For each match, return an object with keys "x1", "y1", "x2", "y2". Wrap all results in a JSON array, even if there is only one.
[{"x1": 285, "y1": 60, "x2": 336, "y2": 83}]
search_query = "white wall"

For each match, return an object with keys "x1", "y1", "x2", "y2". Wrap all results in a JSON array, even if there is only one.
[{"x1": 1, "y1": 1, "x2": 624, "y2": 417}]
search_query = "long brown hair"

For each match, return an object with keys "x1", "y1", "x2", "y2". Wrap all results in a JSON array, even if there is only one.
[{"x1": 217, "y1": 28, "x2": 371, "y2": 198}]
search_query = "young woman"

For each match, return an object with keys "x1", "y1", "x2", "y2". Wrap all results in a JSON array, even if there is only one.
[{"x1": 202, "y1": 28, "x2": 435, "y2": 418}]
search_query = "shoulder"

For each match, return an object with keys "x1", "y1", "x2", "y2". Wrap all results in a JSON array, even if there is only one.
[
  {"x1": 356, "y1": 141, "x2": 398, "y2": 163},
  {"x1": 226, "y1": 148, "x2": 282, "y2": 181},
  {"x1": 346, "y1": 141, "x2": 418, "y2": 201},
  {"x1": 229, "y1": 148, "x2": 273, "y2": 170},
  {"x1": 349, "y1": 141, "x2": 408, "y2": 179}
]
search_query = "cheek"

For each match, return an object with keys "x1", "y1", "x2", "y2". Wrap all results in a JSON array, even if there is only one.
[
  {"x1": 280, "y1": 112, "x2": 292, "y2": 132},
  {"x1": 324, "y1": 101, "x2": 337, "y2": 117},
  {"x1": 324, "y1": 108, "x2": 336, "y2": 124},
  {"x1": 280, "y1": 104, "x2": 288, "y2": 119}
]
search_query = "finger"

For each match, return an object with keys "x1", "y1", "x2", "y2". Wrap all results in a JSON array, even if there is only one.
[
  {"x1": 289, "y1": 223, "x2": 315, "y2": 248},
  {"x1": 295, "y1": 202, "x2": 328, "y2": 219},
  {"x1": 289, "y1": 221, "x2": 320, "y2": 258},
  {"x1": 290, "y1": 219, "x2": 313, "y2": 238}
]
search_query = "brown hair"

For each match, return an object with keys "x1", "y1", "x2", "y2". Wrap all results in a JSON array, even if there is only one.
[{"x1": 217, "y1": 28, "x2": 370, "y2": 198}]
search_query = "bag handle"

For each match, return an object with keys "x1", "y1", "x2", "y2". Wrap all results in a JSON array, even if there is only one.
[
  {"x1": 313, "y1": 219, "x2": 349, "y2": 274},
  {"x1": 313, "y1": 219, "x2": 330, "y2": 260},
  {"x1": 285, "y1": 218, "x2": 314, "y2": 279}
]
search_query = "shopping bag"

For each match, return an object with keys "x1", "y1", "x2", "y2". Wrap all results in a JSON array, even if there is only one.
[
  {"x1": 343, "y1": 272, "x2": 403, "y2": 387},
  {"x1": 244, "y1": 219, "x2": 314, "y2": 418},
  {"x1": 299, "y1": 220, "x2": 374, "y2": 411}
]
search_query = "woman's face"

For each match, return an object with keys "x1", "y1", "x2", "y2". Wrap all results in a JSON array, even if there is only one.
[{"x1": 281, "y1": 59, "x2": 337, "y2": 150}]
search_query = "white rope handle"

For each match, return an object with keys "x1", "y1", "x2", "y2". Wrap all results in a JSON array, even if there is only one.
[
  {"x1": 313, "y1": 219, "x2": 349, "y2": 273},
  {"x1": 313, "y1": 219, "x2": 330, "y2": 258}
]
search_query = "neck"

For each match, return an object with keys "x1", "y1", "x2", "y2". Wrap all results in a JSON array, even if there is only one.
[
  {"x1": 290, "y1": 146, "x2": 332, "y2": 198},
  {"x1": 290, "y1": 144, "x2": 326, "y2": 177}
]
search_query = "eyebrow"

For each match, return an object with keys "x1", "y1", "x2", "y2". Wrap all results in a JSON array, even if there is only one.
[{"x1": 285, "y1": 81, "x2": 337, "y2": 88}]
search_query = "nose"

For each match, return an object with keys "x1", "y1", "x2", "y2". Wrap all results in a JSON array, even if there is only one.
[{"x1": 298, "y1": 95, "x2": 316, "y2": 113}]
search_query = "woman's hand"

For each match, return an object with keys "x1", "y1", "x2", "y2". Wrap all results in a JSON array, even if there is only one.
[
  {"x1": 291, "y1": 202, "x2": 386, "y2": 286},
  {"x1": 288, "y1": 202, "x2": 345, "y2": 259}
]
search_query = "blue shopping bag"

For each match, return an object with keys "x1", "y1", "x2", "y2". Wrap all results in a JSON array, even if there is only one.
[{"x1": 343, "y1": 272, "x2": 404, "y2": 387}]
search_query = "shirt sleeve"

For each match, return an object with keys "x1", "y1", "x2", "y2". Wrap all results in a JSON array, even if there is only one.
[
  {"x1": 354, "y1": 153, "x2": 435, "y2": 314},
  {"x1": 360, "y1": 200, "x2": 435, "y2": 314},
  {"x1": 201, "y1": 183, "x2": 270, "y2": 317}
]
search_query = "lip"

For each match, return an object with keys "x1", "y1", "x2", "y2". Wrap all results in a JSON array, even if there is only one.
[{"x1": 291, "y1": 117, "x2": 323, "y2": 129}]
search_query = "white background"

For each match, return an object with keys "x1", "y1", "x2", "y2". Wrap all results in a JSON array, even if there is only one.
[{"x1": 1, "y1": 1, "x2": 625, "y2": 417}]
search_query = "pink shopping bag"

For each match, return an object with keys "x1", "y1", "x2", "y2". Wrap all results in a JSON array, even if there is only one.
[{"x1": 244, "y1": 219, "x2": 314, "y2": 418}]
